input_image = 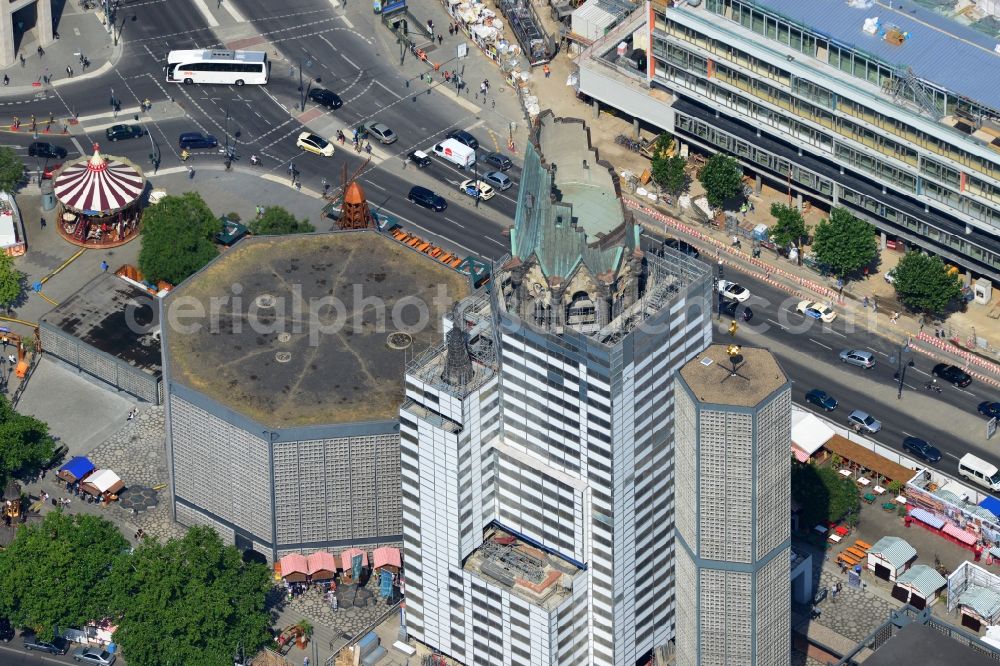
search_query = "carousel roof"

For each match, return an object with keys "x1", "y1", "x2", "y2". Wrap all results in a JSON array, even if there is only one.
[{"x1": 53, "y1": 144, "x2": 145, "y2": 214}]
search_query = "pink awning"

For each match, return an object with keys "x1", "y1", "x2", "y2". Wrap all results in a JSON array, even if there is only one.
[
  {"x1": 340, "y1": 548, "x2": 368, "y2": 571},
  {"x1": 942, "y1": 523, "x2": 977, "y2": 545},
  {"x1": 307, "y1": 551, "x2": 337, "y2": 575},
  {"x1": 792, "y1": 446, "x2": 810, "y2": 463},
  {"x1": 278, "y1": 553, "x2": 309, "y2": 577},
  {"x1": 373, "y1": 546, "x2": 401, "y2": 569}
]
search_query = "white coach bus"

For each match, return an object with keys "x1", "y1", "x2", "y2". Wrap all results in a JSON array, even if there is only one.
[{"x1": 166, "y1": 49, "x2": 269, "y2": 86}]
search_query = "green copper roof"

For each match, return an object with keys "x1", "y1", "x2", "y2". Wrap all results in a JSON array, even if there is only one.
[{"x1": 510, "y1": 116, "x2": 636, "y2": 280}]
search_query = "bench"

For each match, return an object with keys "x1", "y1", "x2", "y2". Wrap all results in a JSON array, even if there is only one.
[
  {"x1": 837, "y1": 552, "x2": 860, "y2": 566},
  {"x1": 854, "y1": 540, "x2": 872, "y2": 551},
  {"x1": 846, "y1": 547, "x2": 867, "y2": 560}
]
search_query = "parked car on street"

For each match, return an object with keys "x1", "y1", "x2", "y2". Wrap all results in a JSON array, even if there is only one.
[
  {"x1": 483, "y1": 171, "x2": 512, "y2": 191},
  {"x1": 72, "y1": 646, "x2": 117, "y2": 665},
  {"x1": 104, "y1": 124, "x2": 145, "y2": 141},
  {"x1": 28, "y1": 142, "x2": 67, "y2": 159},
  {"x1": 839, "y1": 349, "x2": 875, "y2": 369},
  {"x1": 932, "y1": 363, "x2": 972, "y2": 387},
  {"x1": 797, "y1": 300, "x2": 837, "y2": 322},
  {"x1": 848, "y1": 409, "x2": 882, "y2": 434},
  {"x1": 902, "y1": 436, "x2": 942, "y2": 464},
  {"x1": 459, "y1": 179, "x2": 495, "y2": 200},
  {"x1": 308, "y1": 87, "x2": 343, "y2": 109},
  {"x1": 720, "y1": 299, "x2": 752, "y2": 321},
  {"x1": 447, "y1": 129, "x2": 479, "y2": 150},
  {"x1": 481, "y1": 151, "x2": 512, "y2": 170},
  {"x1": 23, "y1": 633, "x2": 68, "y2": 654},
  {"x1": 805, "y1": 389, "x2": 838, "y2": 411}
]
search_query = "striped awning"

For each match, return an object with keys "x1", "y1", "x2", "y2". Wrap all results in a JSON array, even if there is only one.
[{"x1": 53, "y1": 145, "x2": 145, "y2": 214}]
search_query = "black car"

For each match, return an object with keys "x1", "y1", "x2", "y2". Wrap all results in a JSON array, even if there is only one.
[
  {"x1": 482, "y1": 151, "x2": 512, "y2": 171},
  {"x1": 407, "y1": 186, "x2": 447, "y2": 212},
  {"x1": 663, "y1": 237, "x2": 700, "y2": 259},
  {"x1": 407, "y1": 150, "x2": 432, "y2": 167},
  {"x1": 308, "y1": 88, "x2": 343, "y2": 109},
  {"x1": 447, "y1": 129, "x2": 479, "y2": 150},
  {"x1": 23, "y1": 633, "x2": 68, "y2": 654},
  {"x1": 902, "y1": 436, "x2": 942, "y2": 464},
  {"x1": 27, "y1": 142, "x2": 67, "y2": 159},
  {"x1": 720, "y1": 299, "x2": 752, "y2": 322},
  {"x1": 104, "y1": 124, "x2": 145, "y2": 141},
  {"x1": 804, "y1": 389, "x2": 838, "y2": 412},
  {"x1": 178, "y1": 132, "x2": 218, "y2": 150},
  {"x1": 932, "y1": 363, "x2": 972, "y2": 387},
  {"x1": 979, "y1": 401, "x2": 1000, "y2": 419}
]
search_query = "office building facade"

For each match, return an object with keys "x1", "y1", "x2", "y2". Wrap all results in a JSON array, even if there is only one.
[
  {"x1": 577, "y1": 0, "x2": 1000, "y2": 284},
  {"x1": 673, "y1": 344, "x2": 792, "y2": 665},
  {"x1": 401, "y1": 114, "x2": 713, "y2": 665}
]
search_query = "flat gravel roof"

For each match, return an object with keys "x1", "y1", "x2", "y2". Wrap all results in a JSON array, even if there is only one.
[
  {"x1": 679, "y1": 343, "x2": 787, "y2": 407},
  {"x1": 164, "y1": 231, "x2": 469, "y2": 429}
]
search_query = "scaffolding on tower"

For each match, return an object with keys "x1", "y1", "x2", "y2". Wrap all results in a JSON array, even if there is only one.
[{"x1": 335, "y1": 160, "x2": 377, "y2": 231}]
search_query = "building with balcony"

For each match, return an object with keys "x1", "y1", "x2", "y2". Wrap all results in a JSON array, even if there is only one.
[
  {"x1": 400, "y1": 113, "x2": 713, "y2": 665},
  {"x1": 576, "y1": 0, "x2": 1000, "y2": 285}
]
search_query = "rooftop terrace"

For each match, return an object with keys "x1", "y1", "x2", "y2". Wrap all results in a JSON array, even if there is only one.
[
  {"x1": 464, "y1": 526, "x2": 584, "y2": 611},
  {"x1": 164, "y1": 231, "x2": 469, "y2": 429}
]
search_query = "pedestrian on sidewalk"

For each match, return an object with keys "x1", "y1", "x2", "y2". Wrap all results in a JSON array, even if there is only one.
[
  {"x1": 295, "y1": 180, "x2": 302, "y2": 191},
  {"x1": 2, "y1": 75, "x2": 7, "y2": 87},
  {"x1": 100, "y1": 260, "x2": 108, "y2": 272},
  {"x1": 37, "y1": 45, "x2": 43, "y2": 57},
  {"x1": 543, "y1": 64, "x2": 550, "y2": 78},
  {"x1": 890, "y1": 311, "x2": 900, "y2": 324},
  {"x1": 863, "y1": 296, "x2": 869, "y2": 309},
  {"x1": 437, "y1": 34, "x2": 443, "y2": 45},
  {"x1": 39, "y1": 216, "x2": 45, "y2": 228},
  {"x1": 187, "y1": 165, "x2": 195, "y2": 179},
  {"x1": 19, "y1": 54, "x2": 25, "y2": 67},
  {"x1": 66, "y1": 65, "x2": 72, "y2": 78},
  {"x1": 872, "y1": 298, "x2": 879, "y2": 313}
]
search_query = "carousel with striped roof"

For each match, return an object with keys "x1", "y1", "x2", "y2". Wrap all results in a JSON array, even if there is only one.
[{"x1": 53, "y1": 144, "x2": 146, "y2": 247}]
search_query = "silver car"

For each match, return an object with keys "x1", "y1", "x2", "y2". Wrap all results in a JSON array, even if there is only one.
[
  {"x1": 839, "y1": 349, "x2": 875, "y2": 369},
  {"x1": 483, "y1": 171, "x2": 512, "y2": 191},
  {"x1": 848, "y1": 409, "x2": 882, "y2": 434},
  {"x1": 72, "y1": 646, "x2": 117, "y2": 665}
]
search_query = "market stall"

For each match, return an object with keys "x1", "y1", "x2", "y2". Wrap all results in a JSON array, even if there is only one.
[
  {"x1": 277, "y1": 554, "x2": 309, "y2": 583},
  {"x1": 373, "y1": 546, "x2": 401, "y2": 574},
  {"x1": 57, "y1": 456, "x2": 96, "y2": 484},
  {"x1": 80, "y1": 469, "x2": 125, "y2": 498},
  {"x1": 53, "y1": 145, "x2": 146, "y2": 248},
  {"x1": 306, "y1": 551, "x2": 337, "y2": 581}
]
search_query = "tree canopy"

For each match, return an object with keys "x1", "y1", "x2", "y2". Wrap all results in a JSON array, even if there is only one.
[
  {"x1": 138, "y1": 192, "x2": 221, "y2": 285},
  {"x1": 249, "y1": 206, "x2": 315, "y2": 235},
  {"x1": 768, "y1": 203, "x2": 807, "y2": 252},
  {"x1": 0, "y1": 252, "x2": 24, "y2": 310},
  {"x1": 812, "y1": 208, "x2": 878, "y2": 278},
  {"x1": 891, "y1": 251, "x2": 962, "y2": 315},
  {"x1": 0, "y1": 393, "x2": 56, "y2": 486},
  {"x1": 0, "y1": 512, "x2": 128, "y2": 639},
  {"x1": 651, "y1": 154, "x2": 688, "y2": 198},
  {"x1": 108, "y1": 526, "x2": 273, "y2": 666},
  {"x1": 791, "y1": 463, "x2": 860, "y2": 528},
  {"x1": 698, "y1": 153, "x2": 743, "y2": 208},
  {"x1": 0, "y1": 147, "x2": 24, "y2": 193}
]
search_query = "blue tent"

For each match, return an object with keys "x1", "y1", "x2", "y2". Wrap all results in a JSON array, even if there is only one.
[
  {"x1": 980, "y1": 496, "x2": 1000, "y2": 521},
  {"x1": 57, "y1": 456, "x2": 95, "y2": 482}
]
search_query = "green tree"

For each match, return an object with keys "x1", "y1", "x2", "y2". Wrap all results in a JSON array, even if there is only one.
[
  {"x1": 0, "y1": 394, "x2": 56, "y2": 485},
  {"x1": 109, "y1": 526, "x2": 273, "y2": 666},
  {"x1": 0, "y1": 253, "x2": 24, "y2": 309},
  {"x1": 891, "y1": 251, "x2": 962, "y2": 315},
  {"x1": 697, "y1": 153, "x2": 743, "y2": 208},
  {"x1": 0, "y1": 512, "x2": 128, "y2": 638},
  {"x1": 792, "y1": 463, "x2": 860, "y2": 527},
  {"x1": 651, "y1": 154, "x2": 688, "y2": 198},
  {"x1": 812, "y1": 208, "x2": 878, "y2": 278},
  {"x1": 651, "y1": 133, "x2": 673, "y2": 157},
  {"x1": 0, "y1": 147, "x2": 24, "y2": 193},
  {"x1": 768, "y1": 203, "x2": 807, "y2": 258},
  {"x1": 249, "y1": 206, "x2": 315, "y2": 235},
  {"x1": 138, "y1": 192, "x2": 221, "y2": 285}
]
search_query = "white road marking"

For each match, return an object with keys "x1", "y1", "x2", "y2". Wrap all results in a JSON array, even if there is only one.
[
  {"x1": 868, "y1": 347, "x2": 888, "y2": 357},
  {"x1": 365, "y1": 180, "x2": 386, "y2": 191},
  {"x1": 375, "y1": 80, "x2": 403, "y2": 100},
  {"x1": 912, "y1": 367, "x2": 929, "y2": 376},
  {"x1": 766, "y1": 318, "x2": 786, "y2": 330},
  {"x1": 826, "y1": 328, "x2": 846, "y2": 338},
  {"x1": 69, "y1": 136, "x2": 85, "y2": 156},
  {"x1": 190, "y1": 0, "x2": 221, "y2": 27},
  {"x1": 222, "y1": 0, "x2": 247, "y2": 23},
  {"x1": 444, "y1": 216, "x2": 465, "y2": 228},
  {"x1": 943, "y1": 451, "x2": 960, "y2": 461},
  {"x1": 340, "y1": 15, "x2": 354, "y2": 28},
  {"x1": 957, "y1": 387, "x2": 976, "y2": 396},
  {"x1": 901, "y1": 431, "x2": 915, "y2": 438},
  {"x1": 329, "y1": 0, "x2": 341, "y2": 7},
  {"x1": 75, "y1": 107, "x2": 141, "y2": 122},
  {"x1": 809, "y1": 338, "x2": 832, "y2": 350}
]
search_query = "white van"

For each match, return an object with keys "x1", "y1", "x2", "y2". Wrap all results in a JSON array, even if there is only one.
[
  {"x1": 958, "y1": 453, "x2": 1000, "y2": 491},
  {"x1": 433, "y1": 138, "x2": 476, "y2": 169}
]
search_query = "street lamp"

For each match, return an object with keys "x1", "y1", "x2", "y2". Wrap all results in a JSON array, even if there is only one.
[
  {"x1": 892, "y1": 342, "x2": 915, "y2": 400},
  {"x1": 473, "y1": 148, "x2": 479, "y2": 208}
]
